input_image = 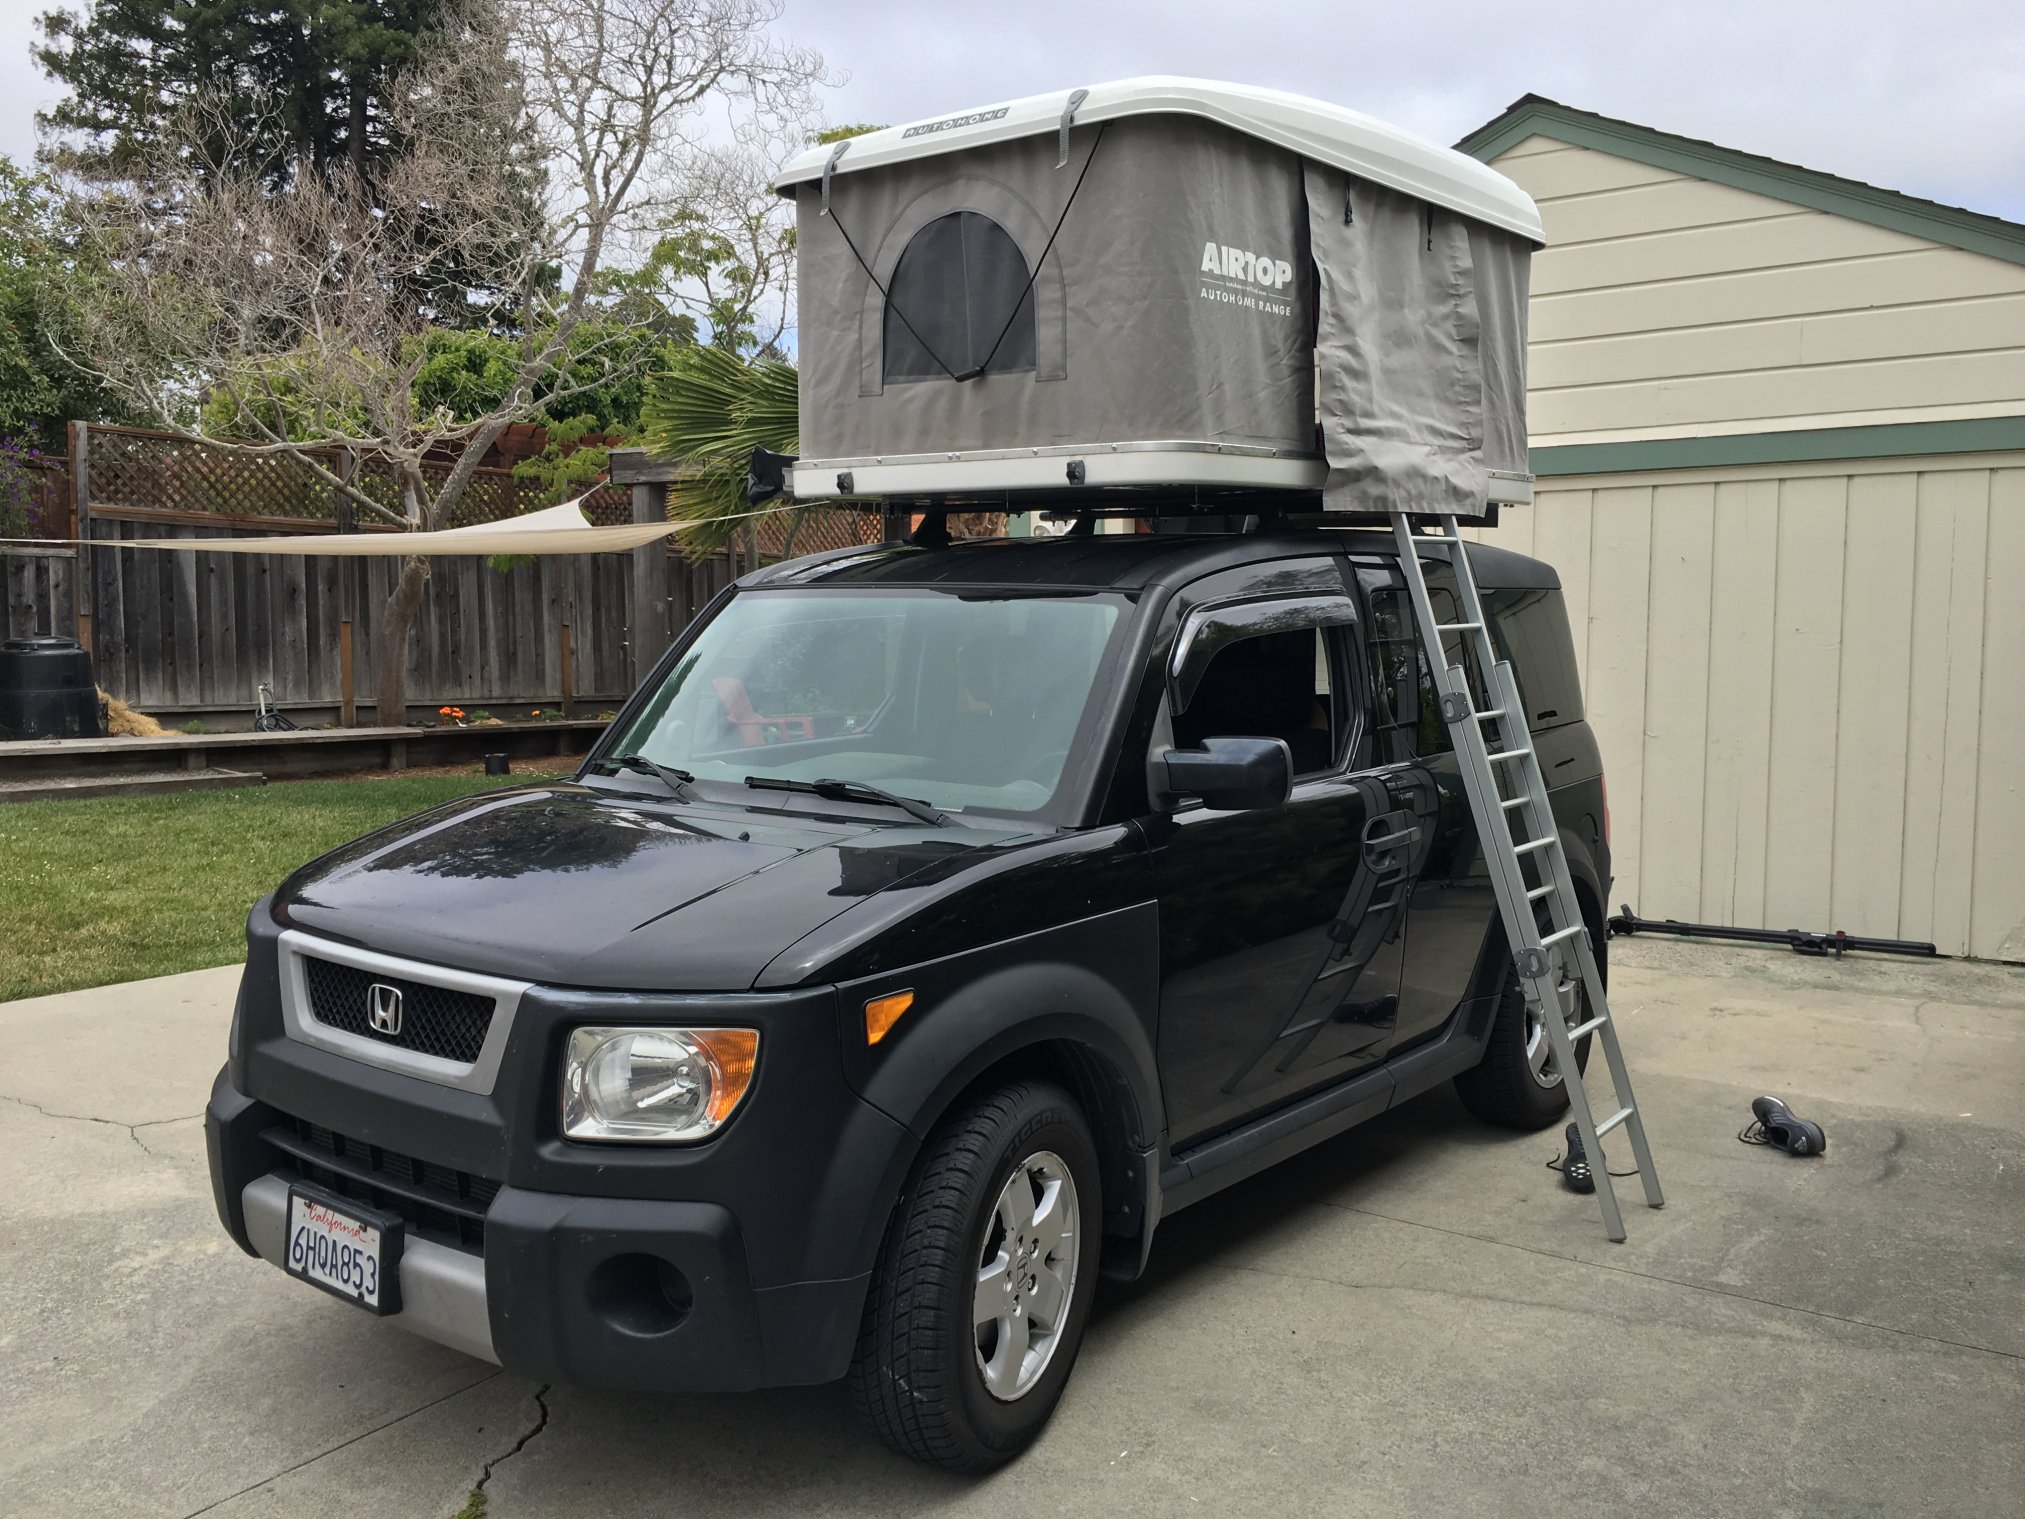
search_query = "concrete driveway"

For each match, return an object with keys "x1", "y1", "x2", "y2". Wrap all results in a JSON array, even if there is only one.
[{"x1": 2, "y1": 939, "x2": 2020, "y2": 1518}]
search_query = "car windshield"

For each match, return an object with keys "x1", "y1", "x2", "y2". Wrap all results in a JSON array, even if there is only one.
[{"x1": 603, "y1": 588, "x2": 1128, "y2": 817}]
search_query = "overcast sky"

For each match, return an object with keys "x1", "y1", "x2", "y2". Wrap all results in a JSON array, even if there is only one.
[{"x1": 3, "y1": 0, "x2": 2021, "y2": 222}]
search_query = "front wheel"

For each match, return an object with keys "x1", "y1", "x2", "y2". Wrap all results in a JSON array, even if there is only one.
[{"x1": 848, "y1": 1080, "x2": 1101, "y2": 1472}]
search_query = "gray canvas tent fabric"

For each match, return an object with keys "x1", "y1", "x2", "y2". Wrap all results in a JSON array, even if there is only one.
[
  {"x1": 798, "y1": 117, "x2": 1316, "y2": 459},
  {"x1": 1306, "y1": 170, "x2": 1531, "y2": 513},
  {"x1": 793, "y1": 113, "x2": 1531, "y2": 517}
]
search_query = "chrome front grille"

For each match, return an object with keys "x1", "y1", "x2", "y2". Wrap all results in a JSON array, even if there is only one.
[{"x1": 301, "y1": 955, "x2": 495, "y2": 1064}]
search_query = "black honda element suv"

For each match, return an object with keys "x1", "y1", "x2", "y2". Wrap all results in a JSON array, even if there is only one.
[{"x1": 206, "y1": 525, "x2": 1608, "y2": 1471}]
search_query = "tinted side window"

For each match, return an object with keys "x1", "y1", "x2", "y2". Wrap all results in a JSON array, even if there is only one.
[
  {"x1": 883, "y1": 211, "x2": 1037, "y2": 383},
  {"x1": 1173, "y1": 625, "x2": 1350, "y2": 778},
  {"x1": 1484, "y1": 586, "x2": 1585, "y2": 729}
]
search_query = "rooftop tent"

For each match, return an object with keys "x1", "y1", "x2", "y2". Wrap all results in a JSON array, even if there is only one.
[{"x1": 775, "y1": 78, "x2": 1543, "y2": 520}]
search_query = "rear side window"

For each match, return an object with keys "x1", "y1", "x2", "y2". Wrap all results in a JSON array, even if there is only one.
[
  {"x1": 1365, "y1": 582, "x2": 1479, "y2": 759},
  {"x1": 1484, "y1": 587, "x2": 1585, "y2": 729}
]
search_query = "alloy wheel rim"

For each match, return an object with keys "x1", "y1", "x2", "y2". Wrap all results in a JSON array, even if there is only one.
[
  {"x1": 1526, "y1": 984, "x2": 1575, "y2": 1089},
  {"x1": 973, "y1": 1149, "x2": 1079, "y2": 1402}
]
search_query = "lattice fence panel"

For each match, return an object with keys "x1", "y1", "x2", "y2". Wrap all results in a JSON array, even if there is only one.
[
  {"x1": 755, "y1": 506, "x2": 885, "y2": 559},
  {"x1": 579, "y1": 483, "x2": 632, "y2": 527},
  {"x1": 435, "y1": 465, "x2": 524, "y2": 529},
  {"x1": 89, "y1": 429, "x2": 346, "y2": 521}
]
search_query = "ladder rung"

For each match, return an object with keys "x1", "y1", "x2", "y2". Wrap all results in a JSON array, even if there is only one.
[
  {"x1": 1474, "y1": 708, "x2": 1508, "y2": 721},
  {"x1": 1436, "y1": 621, "x2": 1483, "y2": 633},
  {"x1": 1594, "y1": 1106, "x2": 1635, "y2": 1139},
  {"x1": 1539, "y1": 924, "x2": 1584, "y2": 947},
  {"x1": 1488, "y1": 748, "x2": 1533, "y2": 764},
  {"x1": 1525, "y1": 884, "x2": 1556, "y2": 901},
  {"x1": 1513, "y1": 836, "x2": 1557, "y2": 856},
  {"x1": 1569, "y1": 1013, "x2": 1609, "y2": 1038},
  {"x1": 1501, "y1": 796, "x2": 1528, "y2": 811}
]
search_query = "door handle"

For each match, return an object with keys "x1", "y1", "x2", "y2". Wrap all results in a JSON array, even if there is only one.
[{"x1": 1362, "y1": 811, "x2": 1420, "y2": 867}]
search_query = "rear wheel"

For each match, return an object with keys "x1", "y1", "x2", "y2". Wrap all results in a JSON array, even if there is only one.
[
  {"x1": 1455, "y1": 915, "x2": 1603, "y2": 1130},
  {"x1": 848, "y1": 1080, "x2": 1100, "y2": 1472}
]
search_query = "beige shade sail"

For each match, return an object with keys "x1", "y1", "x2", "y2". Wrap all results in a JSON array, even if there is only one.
[{"x1": 119, "y1": 499, "x2": 679, "y2": 556}]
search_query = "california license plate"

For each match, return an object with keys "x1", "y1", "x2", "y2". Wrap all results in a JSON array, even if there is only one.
[{"x1": 284, "y1": 1185, "x2": 403, "y2": 1315}]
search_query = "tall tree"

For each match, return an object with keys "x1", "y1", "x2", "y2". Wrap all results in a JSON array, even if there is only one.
[
  {"x1": 55, "y1": 0, "x2": 828, "y2": 724},
  {"x1": 0, "y1": 155, "x2": 122, "y2": 451},
  {"x1": 35, "y1": 1, "x2": 449, "y2": 192}
]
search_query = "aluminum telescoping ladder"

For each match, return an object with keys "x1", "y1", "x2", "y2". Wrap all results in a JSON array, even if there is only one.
[{"x1": 1390, "y1": 511, "x2": 1664, "y2": 1241}]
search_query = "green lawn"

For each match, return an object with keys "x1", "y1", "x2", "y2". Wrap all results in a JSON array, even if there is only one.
[{"x1": 0, "y1": 774, "x2": 564, "y2": 1002}]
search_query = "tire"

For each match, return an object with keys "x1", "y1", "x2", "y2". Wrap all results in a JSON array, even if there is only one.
[
  {"x1": 848, "y1": 1079, "x2": 1101, "y2": 1473},
  {"x1": 1454, "y1": 916, "x2": 1603, "y2": 1131}
]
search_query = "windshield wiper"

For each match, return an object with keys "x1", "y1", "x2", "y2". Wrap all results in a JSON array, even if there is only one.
[
  {"x1": 744, "y1": 775, "x2": 949, "y2": 828},
  {"x1": 593, "y1": 753, "x2": 699, "y2": 802}
]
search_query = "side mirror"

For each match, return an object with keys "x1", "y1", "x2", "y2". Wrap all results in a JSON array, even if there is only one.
[{"x1": 1161, "y1": 736, "x2": 1293, "y2": 811}]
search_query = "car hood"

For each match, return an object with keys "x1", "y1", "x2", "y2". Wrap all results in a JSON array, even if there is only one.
[{"x1": 272, "y1": 783, "x2": 1025, "y2": 990}]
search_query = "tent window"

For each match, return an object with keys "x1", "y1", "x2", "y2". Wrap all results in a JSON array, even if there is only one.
[{"x1": 883, "y1": 211, "x2": 1037, "y2": 383}]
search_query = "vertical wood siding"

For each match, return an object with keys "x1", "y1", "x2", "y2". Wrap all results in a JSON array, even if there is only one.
[{"x1": 1468, "y1": 454, "x2": 2025, "y2": 959}]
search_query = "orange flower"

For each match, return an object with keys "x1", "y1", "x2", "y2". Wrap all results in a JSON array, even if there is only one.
[
  {"x1": 531, "y1": 709, "x2": 543, "y2": 716},
  {"x1": 438, "y1": 706, "x2": 453, "y2": 715}
]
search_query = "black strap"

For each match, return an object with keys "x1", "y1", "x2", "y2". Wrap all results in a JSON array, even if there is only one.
[
  {"x1": 825, "y1": 123, "x2": 1111, "y2": 385},
  {"x1": 825, "y1": 206, "x2": 966, "y2": 382},
  {"x1": 963, "y1": 122, "x2": 1108, "y2": 381}
]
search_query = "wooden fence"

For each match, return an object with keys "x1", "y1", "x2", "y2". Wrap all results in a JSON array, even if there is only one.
[
  {"x1": 4, "y1": 546, "x2": 76, "y2": 641},
  {"x1": 2, "y1": 424, "x2": 952, "y2": 722},
  {"x1": 3, "y1": 520, "x2": 745, "y2": 718}
]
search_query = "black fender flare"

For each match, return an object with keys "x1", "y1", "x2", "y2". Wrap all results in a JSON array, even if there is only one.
[
  {"x1": 834, "y1": 903, "x2": 1164, "y2": 1258},
  {"x1": 1556, "y1": 826, "x2": 1608, "y2": 947}
]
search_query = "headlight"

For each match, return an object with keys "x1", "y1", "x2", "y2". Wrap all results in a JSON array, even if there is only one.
[{"x1": 562, "y1": 1027, "x2": 759, "y2": 1143}]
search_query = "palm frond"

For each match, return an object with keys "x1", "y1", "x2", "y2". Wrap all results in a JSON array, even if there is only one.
[{"x1": 640, "y1": 346, "x2": 802, "y2": 555}]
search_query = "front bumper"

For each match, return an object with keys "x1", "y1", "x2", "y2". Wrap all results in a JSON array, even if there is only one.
[
  {"x1": 208, "y1": 1047, "x2": 889, "y2": 1391},
  {"x1": 242, "y1": 1172, "x2": 497, "y2": 1364}
]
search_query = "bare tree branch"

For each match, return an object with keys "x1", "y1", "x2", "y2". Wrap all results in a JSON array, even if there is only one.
[{"x1": 51, "y1": 0, "x2": 828, "y2": 721}]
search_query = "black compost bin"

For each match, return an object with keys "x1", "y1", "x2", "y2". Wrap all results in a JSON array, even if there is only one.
[{"x1": 0, "y1": 636, "x2": 109, "y2": 741}]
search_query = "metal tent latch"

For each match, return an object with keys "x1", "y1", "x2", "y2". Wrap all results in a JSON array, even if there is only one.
[
  {"x1": 1058, "y1": 88, "x2": 1089, "y2": 169},
  {"x1": 1065, "y1": 459, "x2": 1086, "y2": 485},
  {"x1": 819, "y1": 139, "x2": 850, "y2": 216}
]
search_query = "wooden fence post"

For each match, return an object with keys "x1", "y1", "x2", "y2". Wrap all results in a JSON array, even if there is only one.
[
  {"x1": 336, "y1": 449, "x2": 357, "y2": 726},
  {"x1": 558, "y1": 559, "x2": 575, "y2": 719},
  {"x1": 629, "y1": 480, "x2": 669, "y2": 689},
  {"x1": 68, "y1": 420, "x2": 92, "y2": 652}
]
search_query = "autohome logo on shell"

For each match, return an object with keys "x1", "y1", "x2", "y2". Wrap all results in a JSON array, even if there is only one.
[
  {"x1": 1199, "y1": 240, "x2": 1295, "y2": 317},
  {"x1": 903, "y1": 107, "x2": 1010, "y2": 138}
]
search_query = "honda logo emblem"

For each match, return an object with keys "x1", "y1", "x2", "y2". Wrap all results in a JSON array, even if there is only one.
[{"x1": 366, "y1": 982, "x2": 404, "y2": 1036}]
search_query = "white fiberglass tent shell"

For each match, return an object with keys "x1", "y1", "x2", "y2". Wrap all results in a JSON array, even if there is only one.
[{"x1": 775, "y1": 78, "x2": 1543, "y2": 519}]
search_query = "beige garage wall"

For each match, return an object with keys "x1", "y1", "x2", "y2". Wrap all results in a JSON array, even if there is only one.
[
  {"x1": 1465, "y1": 452, "x2": 2025, "y2": 959},
  {"x1": 1487, "y1": 136, "x2": 2025, "y2": 447}
]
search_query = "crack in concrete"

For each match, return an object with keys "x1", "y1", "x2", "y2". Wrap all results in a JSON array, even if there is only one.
[
  {"x1": 466, "y1": 1385, "x2": 551, "y2": 1511},
  {"x1": 0, "y1": 1090, "x2": 196, "y2": 1159},
  {"x1": 178, "y1": 1372, "x2": 502, "y2": 1518}
]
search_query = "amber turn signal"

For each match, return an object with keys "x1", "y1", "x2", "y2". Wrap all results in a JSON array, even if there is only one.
[
  {"x1": 692, "y1": 1027, "x2": 760, "y2": 1124},
  {"x1": 864, "y1": 990, "x2": 914, "y2": 1045}
]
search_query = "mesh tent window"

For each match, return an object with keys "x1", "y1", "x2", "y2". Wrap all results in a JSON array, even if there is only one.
[{"x1": 882, "y1": 211, "x2": 1037, "y2": 383}]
